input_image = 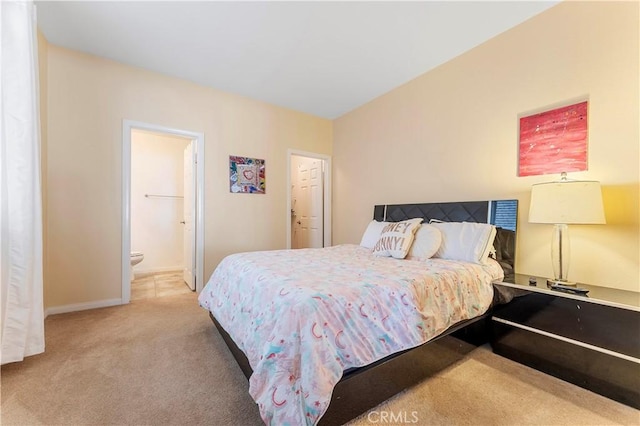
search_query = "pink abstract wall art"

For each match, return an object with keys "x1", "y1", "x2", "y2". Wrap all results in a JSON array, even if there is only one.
[{"x1": 518, "y1": 100, "x2": 588, "y2": 177}]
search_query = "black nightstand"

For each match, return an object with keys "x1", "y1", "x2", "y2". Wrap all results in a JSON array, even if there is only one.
[{"x1": 491, "y1": 274, "x2": 640, "y2": 409}]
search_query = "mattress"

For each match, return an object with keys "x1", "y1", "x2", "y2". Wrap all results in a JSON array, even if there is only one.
[{"x1": 198, "y1": 244, "x2": 501, "y2": 425}]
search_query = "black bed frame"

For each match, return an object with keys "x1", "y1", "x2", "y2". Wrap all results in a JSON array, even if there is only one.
[{"x1": 209, "y1": 200, "x2": 518, "y2": 425}]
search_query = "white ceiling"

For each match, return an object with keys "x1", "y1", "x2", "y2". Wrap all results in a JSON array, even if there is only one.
[{"x1": 36, "y1": 1, "x2": 559, "y2": 119}]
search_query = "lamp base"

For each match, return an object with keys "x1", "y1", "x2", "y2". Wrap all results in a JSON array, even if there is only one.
[{"x1": 547, "y1": 278, "x2": 577, "y2": 287}]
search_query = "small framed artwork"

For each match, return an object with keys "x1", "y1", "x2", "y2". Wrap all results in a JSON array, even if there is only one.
[
  {"x1": 229, "y1": 155, "x2": 265, "y2": 194},
  {"x1": 518, "y1": 100, "x2": 588, "y2": 177}
]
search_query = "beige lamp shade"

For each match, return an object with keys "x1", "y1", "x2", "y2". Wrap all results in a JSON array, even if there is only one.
[{"x1": 529, "y1": 179, "x2": 606, "y2": 225}]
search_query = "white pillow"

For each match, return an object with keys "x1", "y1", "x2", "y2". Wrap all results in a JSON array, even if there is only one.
[
  {"x1": 407, "y1": 224, "x2": 442, "y2": 260},
  {"x1": 430, "y1": 221, "x2": 497, "y2": 264},
  {"x1": 359, "y1": 220, "x2": 389, "y2": 249},
  {"x1": 372, "y1": 218, "x2": 423, "y2": 259}
]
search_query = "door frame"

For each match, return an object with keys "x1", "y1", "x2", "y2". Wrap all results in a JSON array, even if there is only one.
[
  {"x1": 286, "y1": 149, "x2": 331, "y2": 249},
  {"x1": 122, "y1": 120, "x2": 205, "y2": 303},
  {"x1": 182, "y1": 141, "x2": 196, "y2": 291}
]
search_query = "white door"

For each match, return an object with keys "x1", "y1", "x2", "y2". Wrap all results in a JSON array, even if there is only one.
[
  {"x1": 183, "y1": 141, "x2": 195, "y2": 290},
  {"x1": 293, "y1": 157, "x2": 323, "y2": 249},
  {"x1": 308, "y1": 160, "x2": 323, "y2": 248},
  {"x1": 291, "y1": 180, "x2": 300, "y2": 249},
  {"x1": 297, "y1": 161, "x2": 310, "y2": 249}
]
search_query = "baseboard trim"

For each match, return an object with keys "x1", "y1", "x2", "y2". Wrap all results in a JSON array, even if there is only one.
[
  {"x1": 134, "y1": 266, "x2": 182, "y2": 275},
  {"x1": 45, "y1": 298, "x2": 124, "y2": 318}
]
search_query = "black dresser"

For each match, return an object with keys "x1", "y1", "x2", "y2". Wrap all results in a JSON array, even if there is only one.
[{"x1": 491, "y1": 274, "x2": 640, "y2": 409}]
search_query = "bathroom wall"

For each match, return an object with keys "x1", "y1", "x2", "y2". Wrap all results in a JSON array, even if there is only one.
[{"x1": 131, "y1": 130, "x2": 191, "y2": 275}]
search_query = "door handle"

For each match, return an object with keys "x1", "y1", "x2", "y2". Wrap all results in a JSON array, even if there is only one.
[
  {"x1": 180, "y1": 221, "x2": 186, "y2": 224},
  {"x1": 297, "y1": 221, "x2": 301, "y2": 225}
]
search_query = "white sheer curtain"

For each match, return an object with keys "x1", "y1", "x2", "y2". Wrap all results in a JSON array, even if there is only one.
[{"x1": 0, "y1": 0, "x2": 45, "y2": 364}]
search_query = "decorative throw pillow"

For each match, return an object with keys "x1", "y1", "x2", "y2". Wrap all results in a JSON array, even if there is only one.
[
  {"x1": 430, "y1": 221, "x2": 497, "y2": 264},
  {"x1": 359, "y1": 220, "x2": 389, "y2": 249},
  {"x1": 406, "y1": 224, "x2": 442, "y2": 260},
  {"x1": 372, "y1": 218, "x2": 423, "y2": 259}
]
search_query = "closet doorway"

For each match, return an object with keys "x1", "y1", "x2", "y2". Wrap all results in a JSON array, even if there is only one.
[
  {"x1": 287, "y1": 150, "x2": 332, "y2": 249},
  {"x1": 122, "y1": 120, "x2": 204, "y2": 304}
]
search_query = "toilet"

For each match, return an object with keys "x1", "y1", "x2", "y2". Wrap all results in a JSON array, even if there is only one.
[{"x1": 130, "y1": 251, "x2": 144, "y2": 281}]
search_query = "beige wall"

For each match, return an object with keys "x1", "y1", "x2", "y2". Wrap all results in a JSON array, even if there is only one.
[
  {"x1": 44, "y1": 46, "x2": 332, "y2": 308},
  {"x1": 131, "y1": 130, "x2": 191, "y2": 274},
  {"x1": 333, "y1": 1, "x2": 639, "y2": 292}
]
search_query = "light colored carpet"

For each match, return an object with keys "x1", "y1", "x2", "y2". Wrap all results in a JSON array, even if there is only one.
[
  {"x1": 346, "y1": 346, "x2": 640, "y2": 426},
  {"x1": 2, "y1": 292, "x2": 638, "y2": 425}
]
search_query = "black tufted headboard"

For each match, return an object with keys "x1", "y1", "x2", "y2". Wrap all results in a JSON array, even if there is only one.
[{"x1": 373, "y1": 200, "x2": 517, "y2": 278}]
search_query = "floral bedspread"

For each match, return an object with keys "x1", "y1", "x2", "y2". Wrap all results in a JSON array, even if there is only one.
[{"x1": 198, "y1": 244, "x2": 498, "y2": 425}]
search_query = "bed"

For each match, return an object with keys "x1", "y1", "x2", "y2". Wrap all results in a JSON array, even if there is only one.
[{"x1": 199, "y1": 200, "x2": 518, "y2": 425}]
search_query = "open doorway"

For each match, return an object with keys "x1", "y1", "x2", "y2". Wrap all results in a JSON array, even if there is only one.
[
  {"x1": 287, "y1": 150, "x2": 332, "y2": 249},
  {"x1": 130, "y1": 130, "x2": 192, "y2": 300},
  {"x1": 122, "y1": 120, "x2": 205, "y2": 304}
]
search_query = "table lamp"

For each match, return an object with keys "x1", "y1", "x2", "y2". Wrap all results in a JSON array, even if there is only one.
[{"x1": 529, "y1": 172, "x2": 605, "y2": 286}]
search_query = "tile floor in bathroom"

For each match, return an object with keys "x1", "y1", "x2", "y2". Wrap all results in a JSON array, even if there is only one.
[{"x1": 131, "y1": 270, "x2": 193, "y2": 301}]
